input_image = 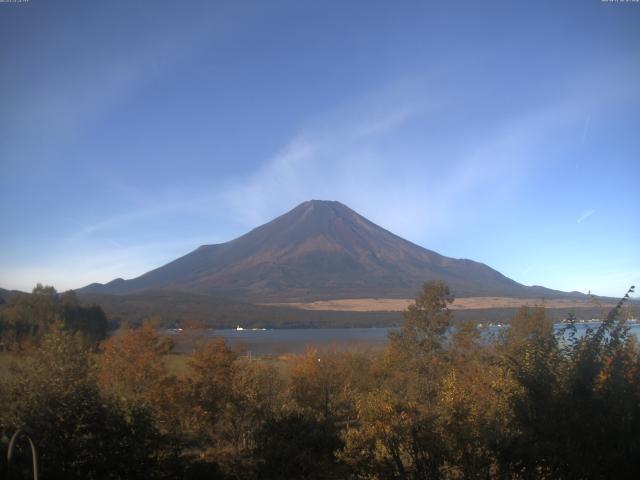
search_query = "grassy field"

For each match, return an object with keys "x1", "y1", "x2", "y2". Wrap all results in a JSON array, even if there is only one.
[
  {"x1": 269, "y1": 296, "x2": 618, "y2": 312},
  {"x1": 1, "y1": 351, "x2": 297, "y2": 382}
]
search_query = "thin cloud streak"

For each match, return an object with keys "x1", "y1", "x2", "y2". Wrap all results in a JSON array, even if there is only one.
[
  {"x1": 577, "y1": 209, "x2": 596, "y2": 224},
  {"x1": 214, "y1": 81, "x2": 602, "y2": 245}
]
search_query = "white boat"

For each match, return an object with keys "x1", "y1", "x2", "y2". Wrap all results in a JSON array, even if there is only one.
[{"x1": 236, "y1": 325, "x2": 244, "y2": 331}]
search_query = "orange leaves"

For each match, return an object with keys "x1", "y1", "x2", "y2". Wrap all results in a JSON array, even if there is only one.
[
  {"x1": 189, "y1": 337, "x2": 237, "y2": 382},
  {"x1": 96, "y1": 322, "x2": 172, "y2": 403},
  {"x1": 289, "y1": 347, "x2": 370, "y2": 422}
]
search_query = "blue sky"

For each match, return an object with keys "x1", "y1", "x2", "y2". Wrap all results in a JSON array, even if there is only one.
[{"x1": 1, "y1": 0, "x2": 638, "y2": 297}]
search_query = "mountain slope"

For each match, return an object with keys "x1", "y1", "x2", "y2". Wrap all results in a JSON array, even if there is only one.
[
  {"x1": 79, "y1": 200, "x2": 580, "y2": 301},
  {"x1": 0, "y1": 287, "x2": 29, "y2": 304}
]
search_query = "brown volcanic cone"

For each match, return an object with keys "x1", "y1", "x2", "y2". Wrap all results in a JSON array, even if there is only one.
[{"x1": 80, "y1": 200, "x2": 578, "y2": 301}]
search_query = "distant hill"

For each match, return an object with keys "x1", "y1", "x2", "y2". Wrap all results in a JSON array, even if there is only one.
[
  {"x1": 0, "y1": 287, "x2": 28, "y2": 304},
  {"x1": 78, "y1": 290, "x2": 402, "y2": 329},
  {"x1": 79, "y1": 200, "x2": 584, "y2": 302}
]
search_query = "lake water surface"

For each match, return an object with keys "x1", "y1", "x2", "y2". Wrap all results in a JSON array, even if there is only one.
[{"x1": 166, "y1": 322, "x2": 640, "y2": 356}]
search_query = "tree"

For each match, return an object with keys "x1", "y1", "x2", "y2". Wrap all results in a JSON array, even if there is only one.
[
  {"x1": 390, "y1": 281, "x2": 454, "y2": 355},
  {"x1": 183, "y1": 337, "x2": 237, "y2": 450},
  {"x1": 0, "y1": 328, "x2": 167, "y2": 479},
  {"x1": 341, "y1": 282, "x2": 458, "y2": 479},
  {"x1": 0, "y1": 285, "x2": 109, "y2": 349},
  {"x1": 289, "y1": 348, "x2": 355, "y2": 422},
  {"x1": 182, "y1": 338, "x2": 287, "y2": 474},
  {"x1": 496, "y1": 287, "x2": 640, "y2": 479},
  {"x1": 62, "y1": 302, "x2": 109, "y2": 346},
  {"x1": 217, "y1": 361, "x2": 286, "y2": 473},
  {"x1": 97, "y1": 322, "x2": 173, "y2": 405},
  {"x1": 383, "y1": 281, "x2": 454, "y2": 410}
]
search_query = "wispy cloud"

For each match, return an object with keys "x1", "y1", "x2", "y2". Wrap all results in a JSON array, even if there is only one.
[
  {"x1": 213, "y1": 77, "x2": 602, "y2": 245},
  {"x1": 577, "y1": 209, "x2": 596, "y2": 224},
  {"x1": 522, "y1": 256, "x2": 545, "y2": 276},
  {"x1": 70, "y1": 66, "x2": 614, "y2": 247}
]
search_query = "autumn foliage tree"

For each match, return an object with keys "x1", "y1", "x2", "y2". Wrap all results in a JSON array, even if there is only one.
[
  {"x1": 0, "y1": 285, "x2": 108, "y2": 350},
  {"x1": 0, "y1": 328, "x2": 167, "y2": 479},
  {"x1": 97, "y1": 322, "x2": 173, "y2": 403},
  {"x1": 498, "y1": 286, "x2": 640, "y2": 479},
  {"x1": 94, "y1": 321, "x2": 183, "y2": 457}
]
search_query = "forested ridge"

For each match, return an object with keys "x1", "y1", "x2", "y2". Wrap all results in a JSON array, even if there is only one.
[{"x1": 1, "y1": 282, "x2": 639, "y2": 479}]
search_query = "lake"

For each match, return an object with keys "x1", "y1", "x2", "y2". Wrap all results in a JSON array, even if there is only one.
[{"x1": 166, "y1": 322, "x2": 640, "y2": 356}]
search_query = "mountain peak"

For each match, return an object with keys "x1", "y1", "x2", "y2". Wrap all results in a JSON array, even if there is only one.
[
  {"x1": 79, "y1": 200, "x2": 572, "y2": 301},
  {"x1": 301, "y1": 199, "x2": 341, "y2": 207},
  {"x1": 291, "y1": 199, "x2": 353, "y2": 219},
  {"x1": 303, "y1": 199, "x2": 345, "y2": 206}
]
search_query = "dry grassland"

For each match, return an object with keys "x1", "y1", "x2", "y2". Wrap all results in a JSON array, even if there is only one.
[{"x1": 267, "y1": 297, "x2": 614, "y2": 312}]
